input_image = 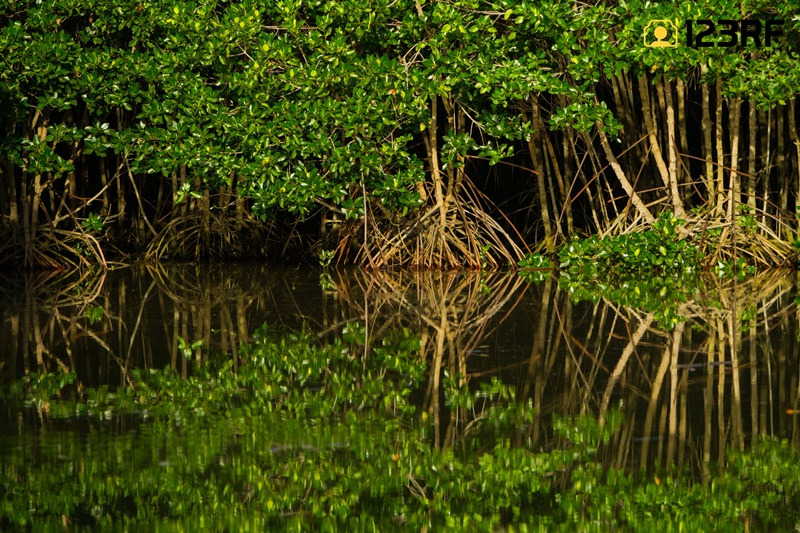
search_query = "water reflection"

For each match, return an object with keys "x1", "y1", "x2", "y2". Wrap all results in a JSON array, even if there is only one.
[{"x1": 1, "y1": 264, "x2": 798, "y2": 473}]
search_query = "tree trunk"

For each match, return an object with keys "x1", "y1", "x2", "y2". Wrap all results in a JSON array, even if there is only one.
[
  {"x1": 638, "y1": 75, "x2": 677, "y2": 213},
  {"x1": 664, "y1": 75, "x2": 686, "y2": 218},
  {"x1": 714, "y1": 78, "x2": 726, "y2": 216},
  {"x1": 701, "y1": 63, "x2": 715, "y2": 202},
  {"x1": 727, "y1": 97, "x2": 742, "y2": 221},
  {"x1": 597, "y1": 122, "x2": 655, "y2": 224},
  {"x1": 529, "y1": 95, "x2": 555, "y2": 252},
  {"x1": 747, "y1": 100, "x2": 757, "y2": 211},
  {"x1": 789, "y1": 100, "x2": 800, "y2": 236}
]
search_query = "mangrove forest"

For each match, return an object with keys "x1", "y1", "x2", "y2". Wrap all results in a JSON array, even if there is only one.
[{"x1": 3, "y1": 0, "x2": 800, "y2": 530}]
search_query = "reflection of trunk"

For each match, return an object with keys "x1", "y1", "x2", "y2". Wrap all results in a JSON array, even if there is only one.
[
  {"x1": 728, "y1": 314, "x2": 744, "y2": 452},
  {"x1": 641, "y1": 340, "x2": 672, "y2": 469},
  {"x1": 598, "y1": 313, "x2": 654, "y2": 424},
  {"x1": 4, "y1": 267, "x2": 800, "y2": 477},
  {"x1": 666, "y1": 315, "x2": 686, "y2": 468},
  {"x1": 520, "y1": 275, "x2": 553, "y2": 447},
  {"x1": 749, "y1": 321, "x2": 758, "y2": 448},
  {"x1": 702, "y1": 330, "x2": 714, "y2": 484},
  {"x1": 340, "y1": 270, "x2": 526, "y2": 449}
]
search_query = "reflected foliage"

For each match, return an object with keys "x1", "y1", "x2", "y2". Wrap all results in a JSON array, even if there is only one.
[
  {"x1": 3, "y1": 329, "x2": 800, "y2": 529},
  {"x1": 2, "y1": 266, "x2": 800, "y2": 528}
]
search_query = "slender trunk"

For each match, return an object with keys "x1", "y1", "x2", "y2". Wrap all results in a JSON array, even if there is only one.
[
  {"x1": 171, "y1": 170, "x2": 179, "y2": 219},
  {"x1": 426, "y1": 98, "x2": 447, "y2": 227},
  {"x1": 179, "y1": 164, "x2": 187, "y2": 217},
  {"x1": 676, "y1": 78, "x2": 688, "y2": 200},
  {"x1": 19, "y1": 171, "x2": 31, "y2": 266},
  {"x1": 441, "y1": 96, "x2": 458, "y2": 213},
  {"x1": 638, "y1": 75, "x2": 675, "y2": 211},
  {"x1": 0, "y1": 163, "x2": 8, "y2": 220},
  {"x1": 664, "y1": 75, "x2": 686, "y2": 217},
  {"x1": 612, "y1": 74, "x2": 638, "y2": 155},
  {"x1": 567, "y1": 128, "x2": 601, "y2": 231},
  {"x1": 656, "y1": 75, "x2": 668, "y2": 150},
  {"x1": 2, "y1": 159, "x2": 18, "y2": 225},
  {"x1": 529, "y1": 96, "x2": 554, "y2": 252},
  {"x1": 777, "y1": 106, "x2": 789, "y2": 239},
  {"x1": 201, "y1": 188, "x2": 211, "y2": 257},
  {"x1": 789, "y1": 99, "x2": 800, "y2": 237},
  {"x1": 701, "y1": 64, "x2": 715, "y2": 202},
  {"x1": 584, "y1": 133, "x2": 611, "y2": 228},
  {"x1": 747, "y1": 100, "x2": 757, "y2": 211},
  {"x1": 28, "y1": 117, "x2": 49, "y2": 262},
  {"x1": 155, "y1": 174, "x2": 166, "y2": 220},
  {"x1": 116, "y1": 155, "x2": 126, "y2": 229},
  {"x1": 715, "y1": 78, "x2": 726, "y2": 215},
  {"x1": 234, "y1": 173, "x2": 246, "y2": 225},
  {"x1": 759, "y1": 109, "x2": 769, "y2": 228},
  {"x1": 727, "y1": 97, "x2": 742, "y2": 220},
  {"x1": 597, "y1": 123, "x2": 655, "y2": 224},
  {"x1": 544, "y1": 128, "x2": 572, "y2": 235}
]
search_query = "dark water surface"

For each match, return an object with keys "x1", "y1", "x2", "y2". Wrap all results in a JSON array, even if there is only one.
[{"x1": 1, "y1": 263, "x2": 799, "y2": 481}]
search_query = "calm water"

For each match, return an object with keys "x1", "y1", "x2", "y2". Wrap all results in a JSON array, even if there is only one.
[{"x1": 1, "y1": 263, "x2": 799, "y2": 476}]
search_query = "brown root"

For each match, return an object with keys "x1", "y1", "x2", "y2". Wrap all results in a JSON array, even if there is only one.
[
  {"x1": 331, "y1": 175, "x2": 527, "y2": 270},
  {"x1": 144, "y1": 210, "x2": 279, "y2": 262}
]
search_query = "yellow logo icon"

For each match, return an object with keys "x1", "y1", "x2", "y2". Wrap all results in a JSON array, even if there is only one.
[{"x1": 644, "y1": 20, "x2": 678, "y2": 47}]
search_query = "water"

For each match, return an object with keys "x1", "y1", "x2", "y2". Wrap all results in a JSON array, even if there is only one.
[{"x1": 1, "y1": 264, "x2": 799, "y2": 525}]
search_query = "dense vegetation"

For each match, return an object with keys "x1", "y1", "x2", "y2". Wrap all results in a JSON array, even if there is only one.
[
  {"x1": 2, "y1": 0, "x2": 800, "y2": 269},
  {"x1": 3, "y1": 327, "x2": 800, "y2": 529}
]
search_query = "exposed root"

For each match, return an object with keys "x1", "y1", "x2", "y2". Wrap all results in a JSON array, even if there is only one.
[
  {"x1": 144, "y1": 211, "x2": 279, "y2": 262},
  {"x1": 601, "y1": 197, "x2": 797, "y2": 269},
  {"x1": 332, "y1": 175, "x2": 527, "y2": 269},
  {"x1": 0, "y1": 223, "x2": 106, "y2": 271},
  {"x1": 682, "y1": 202, "x2": 796, "y2": 268}
]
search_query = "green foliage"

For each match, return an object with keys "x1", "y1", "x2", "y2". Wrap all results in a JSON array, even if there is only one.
[
  {"x1": 176, "y1": 336, "x2": 203, "y2": 359},
  {"x1": 81, "y1": 213, "x2": 104, "y2": 233},
  {"x1": 317, "y1": 249, "x2": 335, "y2": 269},
  {"x1": 3, "y1": 0, "x2": 800, "y2": 266},
  {"x1": 82, "y1": 305, "x2": 104, "y2": 325},
  {"x1": 518, "y1": 252, "x2": 552, "y2": 283},
  {"x1": 518, "y1": 252, "x2": 552, "y2": 270},
  {"x1": 559, "y1": 213, "x2": 699, "y2": 278},
  {"x1": 714, "y1": 258, "x2": 758, "y2": 280},
  {"x1": 530, "y1": 214, "x2": 703, "y2": 328}
]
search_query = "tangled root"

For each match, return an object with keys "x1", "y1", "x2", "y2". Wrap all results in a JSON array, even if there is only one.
[
  {"x1": 330, "y1": 176, "x2": 527, "y2": 269},
  {"x1": 144, "y1": 212, "x2": 280, "y2": 262}
]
